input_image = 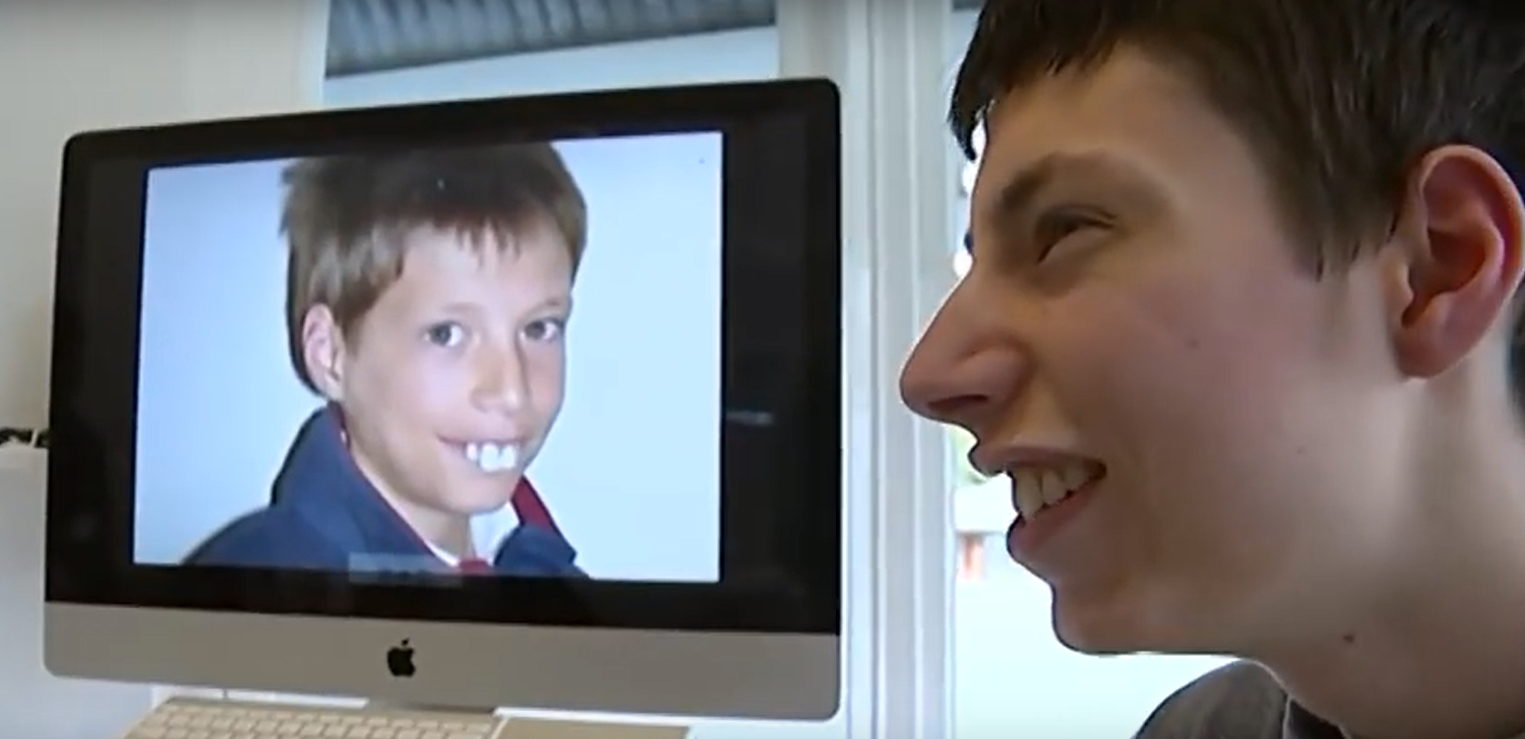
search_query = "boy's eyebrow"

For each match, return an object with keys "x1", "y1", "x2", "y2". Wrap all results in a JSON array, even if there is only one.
[
  {"x1": 533, "y1": 296, "x2": 573, "y2": 313},
  {"x1": 437, "y1": 295, "x2": 573, "y2": 315}
]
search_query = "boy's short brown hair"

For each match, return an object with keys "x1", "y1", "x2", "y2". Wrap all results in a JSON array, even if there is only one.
[
  {"x1": 949, "y1": 0, "x2": 1525, "y2": 412},
  {"x1": 278, "y1": 142, "x2": 587, "y2": 393}
]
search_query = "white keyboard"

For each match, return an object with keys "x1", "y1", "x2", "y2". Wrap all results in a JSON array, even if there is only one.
[{"x1": 126, "y1": 698, "x2": 502, "y2": 739}]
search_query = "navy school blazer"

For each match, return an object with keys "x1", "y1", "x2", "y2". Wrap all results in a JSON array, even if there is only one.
[{"x1": 184, "y1": 407, "x2": 584, "y2": 577}]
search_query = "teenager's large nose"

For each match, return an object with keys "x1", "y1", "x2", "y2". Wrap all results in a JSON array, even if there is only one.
[
  {"x1": 470, "y1": 344, "x2": 530, "y2": 413},
  {"x1": 900, "y1": 280, "x2": 1028, "y2": 432}
]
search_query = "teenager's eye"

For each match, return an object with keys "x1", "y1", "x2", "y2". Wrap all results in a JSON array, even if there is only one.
[
  {"x1": 1033, "y1": 208, "x2": 1110, "y2": 261},
  {"x1": 423, "y1": 322, "x2": 467, "y2": 348},
  {"x1": 522, "y1": 317, "x2": 567, "y2": 343}
]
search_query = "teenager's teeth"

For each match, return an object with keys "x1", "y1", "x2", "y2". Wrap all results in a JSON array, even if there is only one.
[
  {"x1": 1013, "y1": 471, "x2": 1046, "y2": 520},
  {"x1": 463, "y1": 442, "x2": 519, "y2": 473},
  {"x1": 1038, "y1": 470, "x2": 1067, "y2": 504},
  {"x1": 1059, "y1": 463, "x2": 1091, "y2": 490},
  {"x1": 1011, "y1": 462, "x2": 1101, "y2": 521}
]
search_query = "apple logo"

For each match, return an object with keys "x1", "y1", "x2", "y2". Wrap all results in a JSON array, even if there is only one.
[{"x1": 386, "y1": 639, "x2": 416, "y2": 678}]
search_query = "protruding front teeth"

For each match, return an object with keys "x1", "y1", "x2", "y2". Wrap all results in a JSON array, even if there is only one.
[
  {"x1": 1011, "y1": 462, "x2": 1101, "y2": 521},
  {"x1": 464, "y1": 442, "x2": 520, "y2": 473}
]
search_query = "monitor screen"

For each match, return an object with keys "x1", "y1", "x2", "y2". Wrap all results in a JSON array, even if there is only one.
[
  {"x1": 45, "y1": 82, "x2": 841, "y2": 718},
  {"x1": 131, "y1": 134, "x2": 723, "y2": 584}
]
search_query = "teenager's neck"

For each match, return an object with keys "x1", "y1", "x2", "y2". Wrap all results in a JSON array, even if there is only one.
[{"x1": 1261, "y1": 395, "x2": 1525, "y2": 739}]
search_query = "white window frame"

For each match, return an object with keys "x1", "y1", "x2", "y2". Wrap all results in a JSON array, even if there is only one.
[{"x1": 779, "y1": 2, "x2": 957, "y2": 737}]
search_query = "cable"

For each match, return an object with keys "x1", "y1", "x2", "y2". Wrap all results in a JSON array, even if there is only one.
[{"x1": 0, "y1": 427, "x2": 46, "y2": 448}]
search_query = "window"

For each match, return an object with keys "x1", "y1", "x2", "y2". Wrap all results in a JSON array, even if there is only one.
[
  {"x1": 325, "y1": 27, "x2": 778, "y2": 106},
  {"x1": 942, "y1": 7, "x2": 1231, "y2": 736}
]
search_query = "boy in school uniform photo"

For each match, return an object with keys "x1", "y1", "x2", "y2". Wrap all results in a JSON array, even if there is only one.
[
  {"x1": 903, "y1": 1, "x2": 1525, "y2": 737},
  {"x1": 187, "y1": 143, "x2": 587, "y2": 578}
]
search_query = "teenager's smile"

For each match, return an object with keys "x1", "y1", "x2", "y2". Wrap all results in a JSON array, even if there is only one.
[
  {"x1": 1004, "y1": 458, "x2": 1107, "y2": 556},
  {"x1": 970, "y1": 445, "x2": 1108, "y2": 557}
]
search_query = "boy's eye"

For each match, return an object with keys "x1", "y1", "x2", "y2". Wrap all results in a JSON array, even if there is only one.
[
  {"x1": 424, "y1": 322, "x2": 467, "y2": 347},
  {"x1": 522, "y1": 317, "x2": 567, "y2": 343}
]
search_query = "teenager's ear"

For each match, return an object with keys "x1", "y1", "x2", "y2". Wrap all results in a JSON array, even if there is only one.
[
  {"x1": 1389, "y1": 144, "x2": 1525, "y2": 378},
  {"x1": 300, "y1": 305, "x2": 346, "y2": 400}
]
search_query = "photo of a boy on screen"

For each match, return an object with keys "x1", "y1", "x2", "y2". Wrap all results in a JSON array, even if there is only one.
[{"x1": 185, "y1": 143, "x2": 588, "y2": 577}]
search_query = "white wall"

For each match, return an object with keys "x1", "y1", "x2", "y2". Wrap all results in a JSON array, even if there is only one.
[
  {"x1": 0, "y1": 4, "x2": 327, "y2": 736},
  {"x1": 0, "y1": 3, "x2": 328, "y2": 428}
]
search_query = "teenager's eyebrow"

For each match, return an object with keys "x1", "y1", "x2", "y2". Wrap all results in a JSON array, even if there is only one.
[{"x1": 981, "y1": 150, "x2": 1164, "y2": 224}]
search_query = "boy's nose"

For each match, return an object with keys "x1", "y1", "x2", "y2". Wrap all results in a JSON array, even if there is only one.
[{"x1": 471, "y1": 347, "x2": 530, "y2": 412}]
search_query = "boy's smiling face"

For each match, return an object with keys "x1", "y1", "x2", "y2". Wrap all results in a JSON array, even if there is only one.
[{"x1": 302, "y1": 224, "x2": 573, "y2": 546}]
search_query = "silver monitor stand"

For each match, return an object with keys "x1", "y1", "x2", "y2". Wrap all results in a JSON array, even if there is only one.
[{"x1": 366, "y1": 701, "x2": 690, "y2": 739}]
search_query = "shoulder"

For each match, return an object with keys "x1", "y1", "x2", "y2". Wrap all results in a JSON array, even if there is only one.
[
  {"x1": 1132, "y1": 661, "x2": 1288, "y2": 739},
  {"x1": 185, "y1": 507, "x2": 344, "y2": 570},
  {"x1": 494, "y1": 524, "x2": 584, "y2": 577}
]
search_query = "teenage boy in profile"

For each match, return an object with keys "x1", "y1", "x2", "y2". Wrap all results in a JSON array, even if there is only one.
[
  {"x1": 188, "y1": 143, "x2": 587, "y2": 577},
  {"x1": 902, "y1": 1, "x2": 1525, "y2": 737}
]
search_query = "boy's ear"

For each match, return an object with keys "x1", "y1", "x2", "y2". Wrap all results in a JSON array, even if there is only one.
[{"x1": 301, "y1": 305, "x2": 347, "y2": 401}]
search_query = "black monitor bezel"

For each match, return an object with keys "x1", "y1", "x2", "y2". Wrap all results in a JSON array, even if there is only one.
[{"x1": 45, "y1": 79, "x2": 842, "y2": 635}]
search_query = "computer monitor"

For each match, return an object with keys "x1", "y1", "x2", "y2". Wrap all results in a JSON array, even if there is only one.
[{"x1": 43, "y1": 80, "x2": 842, "y2": 720}]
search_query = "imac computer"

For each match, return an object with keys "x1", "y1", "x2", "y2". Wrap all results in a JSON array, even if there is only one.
[{"x1": 43, "y1": 79, "x2": 841, "y2": 734}]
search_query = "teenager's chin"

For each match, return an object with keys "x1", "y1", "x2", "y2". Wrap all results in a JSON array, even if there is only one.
[
  {"x1": 1052, "y1": 604, "x2": 1142, "y2": 656},
  {"x1": 1051, "y1": 587, "x2": 1232, "y2": 658},
  {"x1": 1050, "y1": 586, "x2": 1169, "y2": 657}
]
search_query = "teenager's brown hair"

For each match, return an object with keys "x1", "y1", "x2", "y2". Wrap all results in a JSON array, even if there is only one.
[
  {"x1": 949, "y1": 0, "x2": 1525, "y2": 409},
  {"x1": 278, "y1": 143, "x2": 587, "y2": 393}
]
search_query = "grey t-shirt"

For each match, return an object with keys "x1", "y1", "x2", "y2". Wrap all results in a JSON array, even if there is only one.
[{"x1": 1133, "y1": 661, "x2": 1344, "y2": 739}]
